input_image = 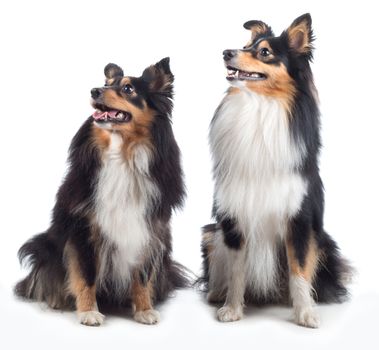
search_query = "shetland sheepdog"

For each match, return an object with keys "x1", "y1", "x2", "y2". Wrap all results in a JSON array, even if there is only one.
[
  {"x1": 15, "y1": 57, "x2": 188, "y2": 326},
  {"x1": 201, "y1": 14, "x2": 352, "y2": 328}
]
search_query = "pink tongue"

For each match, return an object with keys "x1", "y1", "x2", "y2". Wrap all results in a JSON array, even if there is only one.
[
  {"x1": 107, "y1": 110, "x2": 118, "y2": 118},
  {"x1": 92, "y1": 110, "x2": 107, "y2": 120},
  {"x1": 92, "y1": 110, "x2": 118, "y2": 120}
]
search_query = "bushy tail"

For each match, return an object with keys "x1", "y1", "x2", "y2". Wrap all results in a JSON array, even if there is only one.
[
  {"x1": 314, "y1": 231, "x2": 354, "y2": 303},
  {"x1": 154, "y1": 256, "x2": 193, "y2": 302},
  {"x1": 169, "y1": 260, "x2": 192, "y2": 289},
  {"x1": 14, "y1": 232, "x2": 71, "y2": 309}
]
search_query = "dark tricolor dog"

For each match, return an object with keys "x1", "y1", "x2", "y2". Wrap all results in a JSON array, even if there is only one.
[
  {"x1": 201, "y1": 14, "x2": 352, "y2": 328},
  {"x1": 15, "y1": 58, "x2": 188, "y2": 326}
]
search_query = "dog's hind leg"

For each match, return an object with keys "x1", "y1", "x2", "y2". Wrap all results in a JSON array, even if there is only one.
[{"x1": 201, "y1": 225, "x2": 227, "y2": 303}]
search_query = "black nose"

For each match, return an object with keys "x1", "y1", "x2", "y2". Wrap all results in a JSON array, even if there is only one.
[
  {"x1": 91, "y1": 88, "x2": 101, "y2": 99},
  {"x1": 223, "y1": 49, "x2": 237, "y2": 61}
]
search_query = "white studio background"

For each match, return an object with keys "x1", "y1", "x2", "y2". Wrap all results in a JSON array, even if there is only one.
[{"x1": 0, "y1": 0, "x2": 378, "y2": 349}]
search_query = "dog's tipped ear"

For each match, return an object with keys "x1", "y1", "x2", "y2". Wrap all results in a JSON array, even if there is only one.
[
  {"x1": 284, "y1": 13, "x2": 314, "y2": 56},
  {"x1": 104, "y1": 63, "x2": 124, "y2": 79},
  {"x1": 142, "y1": 57, "x2": 174, "y2": 95},
  {"x1": 243, "y1": 20, "x2": 274, "y2": 42}
]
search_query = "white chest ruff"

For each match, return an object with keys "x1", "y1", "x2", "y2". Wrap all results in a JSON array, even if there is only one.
[
  {"x1": 210, "y1": 90, "x2": 308, "y2": 297},
  {"x1": 94, "y1": 133, "x2": 158, "y2": 292}
]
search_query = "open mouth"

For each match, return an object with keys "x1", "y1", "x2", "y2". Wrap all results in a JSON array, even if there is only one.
[
  {"x1": 226, "y1": 66, "x2": 267, "y2": 81},
  {"x1": 92, "y1": 104, "x2": 132, "y2": 123}
]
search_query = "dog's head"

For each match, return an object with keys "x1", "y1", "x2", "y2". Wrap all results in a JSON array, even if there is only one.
[
  {"x1": 91, "y1": 57, "x2": 173, "y2": 131},
  {"x1": 223, "y1": 13, "x2": 314, "y2": 101}
]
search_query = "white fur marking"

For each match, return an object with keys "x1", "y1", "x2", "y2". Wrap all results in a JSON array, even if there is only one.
[
  {"x1": 95, "y1": 132, "x2": 159, "y2": 296},
  {"x1": 134, "y1": 309, "x2": 160, "y2": 325},
  {"x1": 210, "y1": 89, "x2": 307, "y2": 298},
  {"x1": 78, "y1": 310, "x2": 105, "y2": 326},
  {"x1": 94, "y1": 121, "x2": 114, "y2": 130},
  {"x1": 290, "y1": 275, "x2": 320, "y2": 328},
  {"x1": 216, "y1": 244, "x2": 246, "y2": 322},
  {"x1": 217, "y1": 304, "x2": 243, "y2": 322}
]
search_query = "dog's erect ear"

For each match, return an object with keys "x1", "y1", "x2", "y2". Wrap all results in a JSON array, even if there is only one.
[
  {"x1": 104, "y1": 63, "x2": 124, "y2": 79},
  {"x1": 284, "y1": 13, "x2": 314, "y2": 55},
  {"x1": 142, "y1": 57, "x2": 174, "y2": 114},
  {"x1": 243, "y1": 20, "x2": 274, "y2": 42},
  {"x1": 142, "y1": 57, "x2": 174, "y2": 95}
]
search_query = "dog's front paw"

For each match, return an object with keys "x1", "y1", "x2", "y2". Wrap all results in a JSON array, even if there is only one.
[
  {"x1": 134, "y1": 309, "x2": 160, "y2": 325},
  {"x1": 294, "y1": 307, "x2": 320, "y2": 328},
  {"x1": 78, "y1": 310, "x2": 105, "y2": 326},
  {"x1": 217, "y1": 305, "x2": 243, "y2": 322}
]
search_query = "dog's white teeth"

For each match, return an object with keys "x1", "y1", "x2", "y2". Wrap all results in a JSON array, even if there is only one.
[
  {"x1": 116, "y1": 112, "x2": 123, "y2": 119},
  {"x1": 236, "y1": 70, "x2": 239, "y2": 78}
]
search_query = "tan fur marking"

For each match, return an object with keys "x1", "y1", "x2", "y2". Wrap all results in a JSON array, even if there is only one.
[
  {"x1": 256, "y1": 40, "x2": 273, "y2": 52},
  {"x1": 106, "y1": 78, "x2": 115, "y2": 86},
  {"x1": 101, "y1": 87, "x2": 144, "y2": 114},
  {"x1": 132, "y1": 273, "x2": 153, "y2": 312},
  {"x1": 246, "y1": 22, "x2": 271, "y2": 42},
  {"x1": 286, "y1": 234, "x2": 319, "y2": 282},
  {"x1": 235, "y1": 51, "x2": 296, "y2": 112},
  {"x1": 287, "y1": 21, "x2": 311, "y2": 53},
  {"x1": 66, "y1": 244, "x2": 97, "y2": 312},
  {"x1": 244, "y1": 26, "x2": 269, "y2": 48},
  {"x1": 120, "y1": 77, "x2": 132, "y2": 86},
  {"x1": 101, "y1": 89, "x2": 154, "y2": 159},
  {"x1": 92, "y1": 124, "x2": 110, "y2": 150},
  {"x1": 244, "y1": 39, "x2": 253, "y2": 49},
  {"x1": 143, "y1": 65, "x2": 172, "y2": 93},
  {"x1": 226, "y1": 87, "x2": 241, "y2": 95}
]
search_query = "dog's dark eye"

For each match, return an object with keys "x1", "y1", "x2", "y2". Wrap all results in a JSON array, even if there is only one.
[
  {"x1": 259, "y1": 48, "x2": 271, "y2": 57},
  {"x1": 123, "y1": 84, "x2": 134, "y2": 94}
]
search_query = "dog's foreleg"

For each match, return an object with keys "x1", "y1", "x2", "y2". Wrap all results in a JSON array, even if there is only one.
[
  {"x1": 216, "y1": 218, "x2": 246, "y2": 322},
  {"x1": 66, "y1": 241, "x2": 104, "y2": 326},
  {"x1": 132, "y1": 271, "x2": 160, "y2": 325},
  {"x1": 286, "y1": 216, "x2": 320, "y2": 328}
]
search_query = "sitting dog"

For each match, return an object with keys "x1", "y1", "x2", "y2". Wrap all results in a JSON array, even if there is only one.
[
  {"x1": 15, "y1": 57, "x2": 188, "y2": 326},
  {"x1": 201, "y1": 14, "x2": 352, "y2": 328}
]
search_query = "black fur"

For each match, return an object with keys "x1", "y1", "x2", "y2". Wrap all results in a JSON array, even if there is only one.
[
  {"x1": 243, "y1": 20, "x2": 274, "y2": 44},
  {"x1": 201, "y1": 14, "x2": 353, "y2": 306},
  {"x1": 15, "y1": 59, "x2": 189, "y2": 313},
  {"x1": 150, "y1": 116, "x2": 185, "y2": 221},
  {"x1": 219, "y1": 216, "x2": 244, "y2": 250},
  {"x1": 104, "y1": 63, "x2": 124, "y2": 79}
]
